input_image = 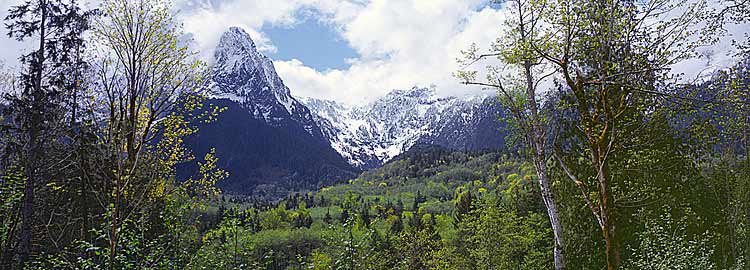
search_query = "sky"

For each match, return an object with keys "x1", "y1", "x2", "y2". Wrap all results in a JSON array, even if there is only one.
[
  {"x1": 173, "y1": 0, "x2": 508, "y2": 104},
  {"x1": 0, "y1": 0, "x2": 748, "y2": 105},
  {"x1": 261, "y1": 12, "x2": 359, "y2": 71}
]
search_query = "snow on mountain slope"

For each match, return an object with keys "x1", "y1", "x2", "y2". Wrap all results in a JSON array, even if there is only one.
[
  {"x1": 179, "y1": 27, "x2": 359, "y2": 197},
  {"x1": 300, "y1": 87, "x2": 508, "y2": 169},
  {"x1": 211, "y1": 27, "x2": 318, "y2": 135},
  {"x1": 207, "y1": 26, "x2": 507, "y2": 172}
]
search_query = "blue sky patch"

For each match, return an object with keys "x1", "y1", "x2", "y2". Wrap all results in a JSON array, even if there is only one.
[
  {"x1": 475, "y1": 1, "x2": 503, "y2": 11},
  {"x1": 262, "y1": 14, "x2": 359, "y2": 71}
]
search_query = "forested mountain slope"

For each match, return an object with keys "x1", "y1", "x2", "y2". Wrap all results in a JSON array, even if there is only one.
[
  {"x1": 179, "y1": 27, "x2": 510, "y2": 196},
  {"x1": 178, "y1": 27, "x2": 359, "y2": 198},
  {"x1": 0, "y1": 0, "x2": 747, "y2": 269}
]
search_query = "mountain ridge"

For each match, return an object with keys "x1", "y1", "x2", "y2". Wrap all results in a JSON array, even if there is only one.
[
  {"x1": 300, "y1": 87, "x2": 509, "y2": 169},
  {"x1": 182, "y1": 26, "x2": 510, "y2": 196}
]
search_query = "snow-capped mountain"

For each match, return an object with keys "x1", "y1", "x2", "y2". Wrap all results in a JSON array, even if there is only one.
[
  {"x1": 211, "y1": 27, "x2": 318, "y2": 135},
  {"x1": 179, "y1": 27, "x2": 359, "y2": 198},
  {"x1": 180, "y1": 26, "x2": 508, "y2": 197},
  {"x1": 300, "y1": 87, "x2": 509, "y2": 169}
]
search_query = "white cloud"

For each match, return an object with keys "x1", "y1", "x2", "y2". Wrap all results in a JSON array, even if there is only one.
[
  {"x1": 177, "y1": 0, "x2": 362, "y2": 63},
  {"x1": 272, "y1": 0, "x2": 507, "y2": 104},
  {"x1": 1, "y1": 0, "x2": 746, "y2": 105},
  {"x1": 671, "y1": 21, "x2": 750, "y2": 81},
  {"x1": 176, "y1": 0, "x2": 507, "y2": 105}
]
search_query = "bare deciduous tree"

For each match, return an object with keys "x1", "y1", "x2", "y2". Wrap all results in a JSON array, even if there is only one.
[{"x1": 456, "y1": 0, "x2": 566, "y2": 268}]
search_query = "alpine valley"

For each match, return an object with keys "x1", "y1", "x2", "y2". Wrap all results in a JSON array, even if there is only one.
[
  {"x1": 178, "y1": 27, "x2": 510, "y2": 198},
  {"x1": 4, "y1": 0, "x2": 748, "y2": 268}
]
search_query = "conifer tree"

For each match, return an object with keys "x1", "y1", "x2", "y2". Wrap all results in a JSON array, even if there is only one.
[{"x1": 4, "y1": 0, "x2": 91, "y2": 266}]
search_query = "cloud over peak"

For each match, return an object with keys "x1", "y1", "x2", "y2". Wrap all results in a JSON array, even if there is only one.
[{"x1": 178, "y1": 0, "x2": 504, "y2": 105}]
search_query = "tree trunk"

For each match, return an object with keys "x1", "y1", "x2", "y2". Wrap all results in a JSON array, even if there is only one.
[
  {"x1": 743, "y1": 102, "x2": 749, "y2": 265},
  {"x1": 17, "y1": 1, "x2": 46, "y2": 266},
  {"x1": 523, "y1": 58, "x2": 566, "y2": 269},
  {"x1": 535, "y1": 156, "x2": 567, "y2": 270},
  {"x1": 592, "y1": 143, "x2": 619, "y2": 270},
  {"x1": 109, "y1": 174, "x2": 121, "y2": 270},
  {"x1": 18, "y1": 131, "x2": 38, "y2": 267},
  {"x1": 513, "y1": 0, "x2": 567, "y2": 265},
  {"x1": 603, "y1": 217, "x2": 619, "y2": 270}
]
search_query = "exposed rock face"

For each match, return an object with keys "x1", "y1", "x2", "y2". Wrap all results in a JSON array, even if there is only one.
[{"x1": 301, "y1": 87, "x2": 509, "y2": 169}]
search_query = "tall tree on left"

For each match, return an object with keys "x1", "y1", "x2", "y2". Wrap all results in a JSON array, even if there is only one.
[{"x1": 4, "y1": 0, "x2": 91, "y2": 267}]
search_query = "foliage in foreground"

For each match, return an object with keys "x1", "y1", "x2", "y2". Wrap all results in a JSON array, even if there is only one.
[{"x1": 0, "y1": 0, "x2": 747, "y2": 269}]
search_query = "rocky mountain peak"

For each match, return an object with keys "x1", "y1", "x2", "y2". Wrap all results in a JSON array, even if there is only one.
[
  {"x1": 206, "y1": 27, "x2": 507, "y2": 173},
  {"x1": 215, "y1": 26, "x2": 258, "y2": 59},
  {"x1": 211, "y1": 27, "x2": 311, "y2": 132}
]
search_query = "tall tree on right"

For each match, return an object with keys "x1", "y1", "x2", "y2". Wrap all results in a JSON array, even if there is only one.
[{"x1": 535, "y1": 0, "x2": 706, "y2": 269}]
